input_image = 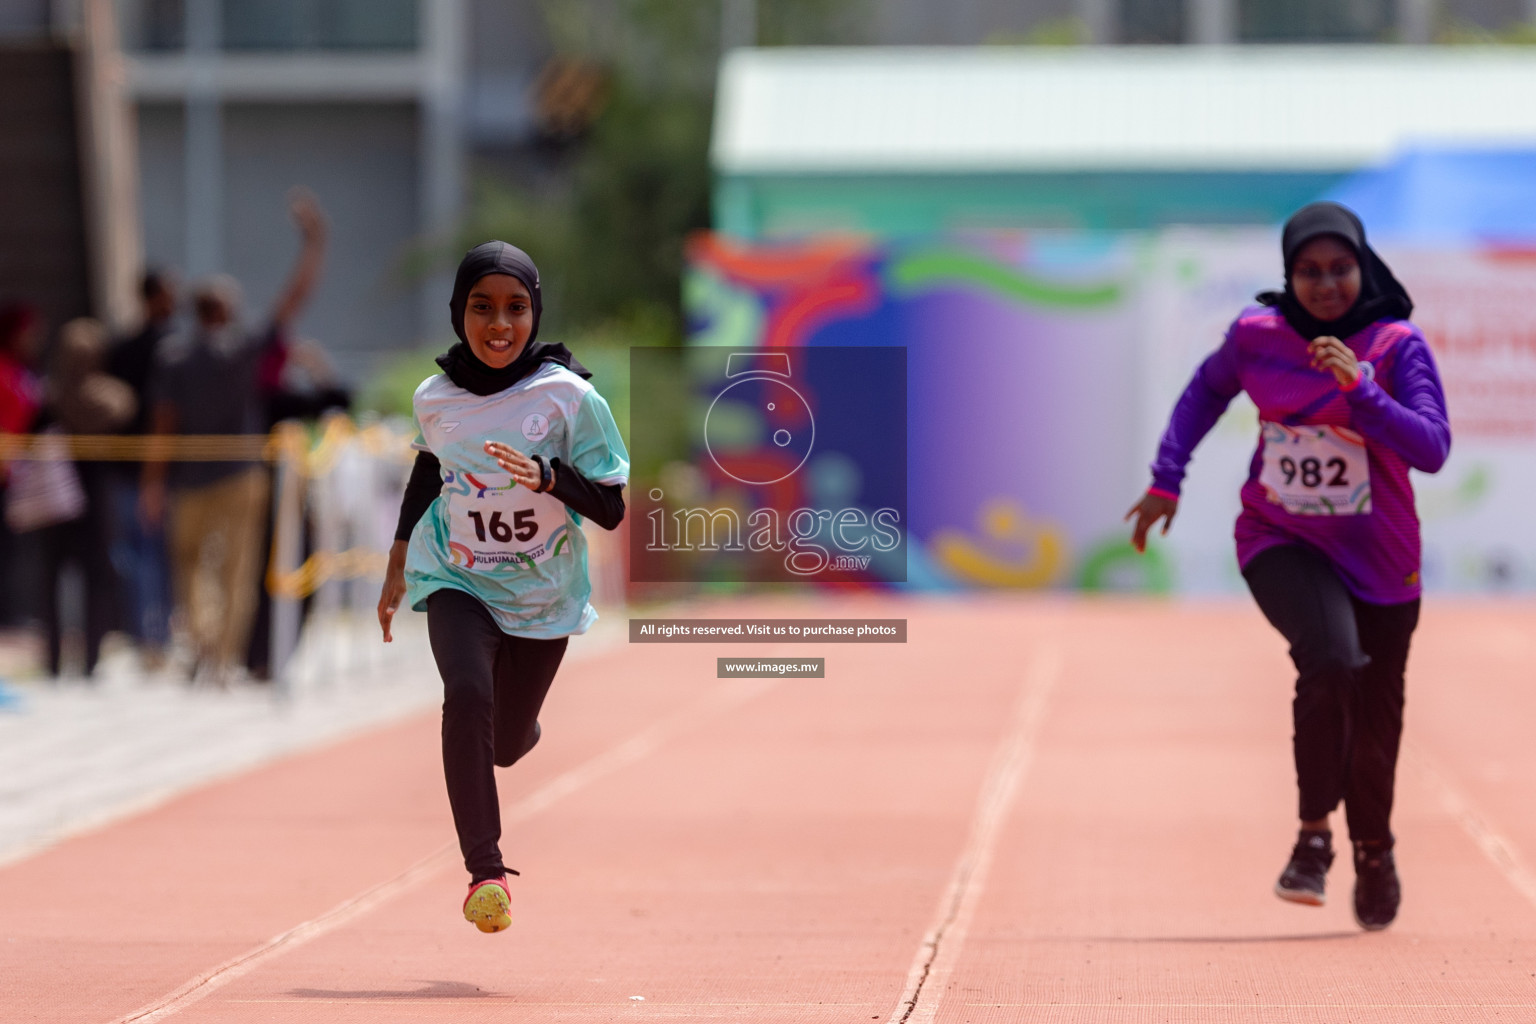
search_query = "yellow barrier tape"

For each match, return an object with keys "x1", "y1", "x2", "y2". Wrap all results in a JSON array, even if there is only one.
[
  {"x1": 0, "y1": 432, "x2": 277, "y2": 461},
  {"x1": 266, "y1": 546, "x2": 390, "y2": 602},
  {"x1": 0, "y1": 422, "x2": 414, "y2": 472},
  {"x1": 2, "y1": 420, "x2": 415, "y2": 602},
  {"x1": 265, "y1": 419, "x2": 411, "y2": 599}
]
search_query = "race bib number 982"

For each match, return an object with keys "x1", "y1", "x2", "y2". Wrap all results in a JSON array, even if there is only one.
[
  {"x1": 444, "y1": 471, "x2": 571, "y2": 570},
  {"x1": 1259, "y1": 422, "x2": 1372, "y2": 516}
]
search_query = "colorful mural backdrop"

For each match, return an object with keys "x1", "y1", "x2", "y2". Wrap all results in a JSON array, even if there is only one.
[
  {"x1": 686, "y1": 230, "x2": 1536, "y2": 593},
  {"x1": 686, "y1": 233, "x2": 1150, "y2": 591}
]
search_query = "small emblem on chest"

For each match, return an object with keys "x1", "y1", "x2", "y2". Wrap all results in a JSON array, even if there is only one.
[{"x1": 522, "y1": 413, "x2": 550, "y2": 442}]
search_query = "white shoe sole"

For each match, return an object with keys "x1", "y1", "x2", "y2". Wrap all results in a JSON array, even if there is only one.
[{"x1": 1274, "y1": 881, "x2": 1326, "y2": 906}]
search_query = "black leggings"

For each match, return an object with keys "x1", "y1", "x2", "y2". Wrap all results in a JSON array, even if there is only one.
[
  {"x1": 426, "y1": 588, "x2": 568, "y2": 881},
  {"x1": 1242, "y1": 544, "x2": 1419, "y2": 843},
  {"x1": 40, "y1": 514, "x2": 117, "y2": 677}
]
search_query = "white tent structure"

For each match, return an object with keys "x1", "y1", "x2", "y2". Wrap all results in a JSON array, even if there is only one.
[{"x1": 711, "y1": 46, "x2": 1536, "y2": 236}]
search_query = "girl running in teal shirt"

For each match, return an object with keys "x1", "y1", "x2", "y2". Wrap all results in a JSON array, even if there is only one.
[{"x1": 377, "y1": 241, "x2": 628, "y2": 933}]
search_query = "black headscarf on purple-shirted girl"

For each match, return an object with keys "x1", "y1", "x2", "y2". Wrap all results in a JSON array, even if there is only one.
[
  {"x1": 436, "y1": 240, "x2": 589, "y2": 396},
  {"x1": 1256, "y1": 201, "x2": 1414, "y2": 341}
]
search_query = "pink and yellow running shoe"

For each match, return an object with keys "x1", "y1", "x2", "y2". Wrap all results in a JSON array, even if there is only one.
[{"x1": 463, "y1": 876, "x2": 512, "y2": 933}]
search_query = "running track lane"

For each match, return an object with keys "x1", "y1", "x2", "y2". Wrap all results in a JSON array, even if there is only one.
[{"x1": 2, "y1": 597, "x2": 1534, "y2": 1023}]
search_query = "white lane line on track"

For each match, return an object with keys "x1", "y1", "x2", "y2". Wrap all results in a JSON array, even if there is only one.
[
  {"x1": 1407, "y1": 748, "x2": 1536, "y2": 911},
  {"x1": 107, "y1": 677, "x2": 775, "y2": 1024},
  {"x1": 886, "y1": 646, "x2": 1061, "y2": 1024}
]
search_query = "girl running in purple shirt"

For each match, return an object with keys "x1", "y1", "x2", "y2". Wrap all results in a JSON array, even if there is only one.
[{"x1": 1127, "y1": 202, "x2": 1451, "y2": 930}]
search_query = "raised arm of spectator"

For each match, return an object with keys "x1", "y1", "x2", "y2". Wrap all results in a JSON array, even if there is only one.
[{"x1": 270, "y1": 188, "x2": 328, "y2": 330}]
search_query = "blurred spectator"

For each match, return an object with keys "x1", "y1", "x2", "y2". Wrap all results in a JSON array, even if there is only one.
[
  {"x1": 38, "y1": 319, "x2": 136, "y2": 678},
  {"x1": 141, "y1": 190, "x2": 327, "y2": 685},
  {"x1": 0, "y1": 302, "x2": 44, "y2": 628},
  {"x1": 0, "y1": 303, "x2": 41, "y2": 434},
  {"x1": 105, "y1": 271, "x2": 179, "y2": 666},
  {"x1": 246, "y1": 337, "x2": 351, "y2": 680}
]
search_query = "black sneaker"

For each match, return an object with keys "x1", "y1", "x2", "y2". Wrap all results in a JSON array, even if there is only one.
[
  {"x1": 1275, "y1": 830, "x2": 1334, "y2": 905},
  {"x1": 1352, "y1": 841, "x2": 1401, "y2": 931}
]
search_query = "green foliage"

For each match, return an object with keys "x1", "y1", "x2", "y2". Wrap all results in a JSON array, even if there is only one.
[
  {"x1": 356, "y1": 346, "x2": 442, "y2": 419},
  {"x1": 985, "y1": 18, "x2": 1089, "y2": 46},
  {"x1": 562, "y1": 79, "x2": 714, "y2": 331},
  {"x1": 460, "y1": 93, "x2": 710, "y2": 341},
  {"x1": 1436, "y1": 19, "x2": 1536, "y2": 44},
  {"x1": 461, "y1": 29, "x2": 715, "y2": 343},
  {"x1": 755, "y1": 0, "x2": 866, "y2": 46}
]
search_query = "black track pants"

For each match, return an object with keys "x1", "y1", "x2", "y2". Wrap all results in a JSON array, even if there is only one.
[
  {"x1": 426, "y1": 588, "x2": 568, "y2": 881},
  {"x1": 1242, "y1": 544, "x2": 1420, "y2": 843}
]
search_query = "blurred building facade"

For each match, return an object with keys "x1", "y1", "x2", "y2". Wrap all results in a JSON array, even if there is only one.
[
  {"x1": 0, "y1": 33, "x2": 93, "y2": 334},
  {"x1": 859, "y1": 0, "x2": 1529, "y2": 44},
  {"x1": 4, "y1": 0, "x2": 1534, "y2": 379},
  {"x1": 2, "y1": 0, "x2": 139, "y2": 335},
  {"x1": 111, "y1": 0, "x2": 558, "y2": 381},
  {"x1": 710, "y1": 47, "x2": 1536, "y2": 237}
]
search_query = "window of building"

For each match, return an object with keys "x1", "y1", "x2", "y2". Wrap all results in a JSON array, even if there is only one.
[
  {"x1": 1119, "y1": 0, "x2": 1187, "y2": 43},
  {"x1": 131, "y1": 0, "x2": 186, "y2": 50},
  {"x1": 221, "y1": 0, "x2": 418, "y2": 50},
  {"x1": 1238, "y1": 0, "x2": 1395, "y2": 41},
  {"x1": 124, "y1": 0, "x2": 419, "y2": 51}
]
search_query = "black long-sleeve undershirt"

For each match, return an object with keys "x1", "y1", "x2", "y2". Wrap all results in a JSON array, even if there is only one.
[
  {"x1": 394, "y1": 451, "x2": 443, "y2": 542},
  {"x1": 393, "y1": 450, "x2": 625, "y2": 542},
  {"x1": 547, "y1": 457, "x2": 626, "y2": 530}
]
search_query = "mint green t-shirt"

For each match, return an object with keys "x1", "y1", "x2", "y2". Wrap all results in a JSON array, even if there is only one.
[{"x1": 404, "y1": 363, "x2": 629, "y2": 638}]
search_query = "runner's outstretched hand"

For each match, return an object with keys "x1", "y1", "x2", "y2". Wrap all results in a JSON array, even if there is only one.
[
  {"x1": 1125, "y1": 492, "x2": 1178, "y2": 554},
  {"x1": 377, "y1": 539, "x2": 408, "y2": 642},
  {"x1": 1309, "y1": 335, "x2": 1361, "y2": 388},
  {"x1": 485, "y1": 440, "x2": 548, "y2": 491}
]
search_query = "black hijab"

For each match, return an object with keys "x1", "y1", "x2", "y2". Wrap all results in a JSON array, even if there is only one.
[
  {"x1": 1256, "y1": 201, "x2": 1413, "y2": 341},
  {"x1": 437, "y1": 240, "x2": 589, "y2": 396}
]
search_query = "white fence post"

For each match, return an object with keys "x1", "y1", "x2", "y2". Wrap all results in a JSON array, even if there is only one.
[{"x1": 269, "y1": 425, "x2": 304, "y2": 697}]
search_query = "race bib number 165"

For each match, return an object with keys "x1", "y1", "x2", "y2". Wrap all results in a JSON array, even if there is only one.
[
  {"x1": 1258, "y1": 422, "x2": 1372, "y2": 516},
  {"x1": 445, "y1": 471, "x2": 570, "y2": 570}
]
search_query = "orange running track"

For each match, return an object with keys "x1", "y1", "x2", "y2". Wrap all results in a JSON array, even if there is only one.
[{"x1": 4, "y1": 596, "x2": 1536, "y2": 1024}]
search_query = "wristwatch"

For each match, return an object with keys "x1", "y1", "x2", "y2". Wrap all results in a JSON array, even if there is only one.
[{"x1": 532, "y1": 454, "x2": 554, "y2": 493}]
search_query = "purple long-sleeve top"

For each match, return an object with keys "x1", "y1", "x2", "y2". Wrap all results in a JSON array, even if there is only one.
[{"x1": 1149, "y1": 305, "x2": 1451, "y2": 604}]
